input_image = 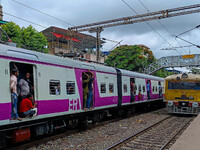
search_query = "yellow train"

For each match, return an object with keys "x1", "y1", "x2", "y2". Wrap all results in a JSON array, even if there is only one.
[{"x1": 164, "y1": 73, "x2": 200, "y2": 114}]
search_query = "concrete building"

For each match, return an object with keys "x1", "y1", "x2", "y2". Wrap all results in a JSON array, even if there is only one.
[{"x1": 41, "y1": 26, "x2": 105, "y2": 62}]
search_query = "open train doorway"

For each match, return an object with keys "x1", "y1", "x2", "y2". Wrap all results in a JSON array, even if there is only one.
[
  {"x1": 82, "y1": 70, "x2": 95, "y2": 110},
  {"x1": 10, "y1": 62, "x2": 38, "y2": 119},
  {"x1": 146, "y1": 80, "x2": 151, "y2": 99},
  {"x1": 130, "y1": 78, "x2": 135, "y2": 103}
]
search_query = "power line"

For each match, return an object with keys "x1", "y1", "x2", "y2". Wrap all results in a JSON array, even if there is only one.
[
  {"x1": 175, "y1": 36, "x2": 200, "y2": 48},
  {"x1": 3, "y1": 11, "x2": 48, "y2": 29},
  {"x1": 122, "y1": 0, "x2": 182, "y2": 55},
  {"x1": 177, "y1": 24, "x2": 200, "y2": 36},
  {"x1": 138, "y1": 0, "x2": 187, "y2": 54},
  {"x1": 161, "y1": 45, "x2": 194, "y2": 50},
  {"x1": 11, "y1": 0, "x2": 74, "y2": 27}
]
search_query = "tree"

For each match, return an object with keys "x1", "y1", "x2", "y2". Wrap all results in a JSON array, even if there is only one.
[
  {"x1": 105, "y1": 45, "x2": 155, "y2": 72},
  {"x1": 152, "y1": 69, "x2": 173, "y2": 78},
  {"x1": 1, "y1": 22, "x2": 22, "y2": 44},
  {"x1": 1, "y1": 22, "x2": 49, "y2": 53}
]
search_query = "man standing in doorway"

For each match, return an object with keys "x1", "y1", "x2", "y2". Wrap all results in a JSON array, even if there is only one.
[
  {"x1": 86, "y1": 70, "x2": 94, "y2": 109},
  {"x1": 10, "y1": 68, "x2": 22, "y2": 120},
  {"x1": 19, "y1": 72, "x2": 32, "y2": 100},
  {"x1": 83, "y1": 72, "x2": 89, "y2": 110},
  {"x1": 147, "y1": 80, "x2": 151, "y2": 100}
]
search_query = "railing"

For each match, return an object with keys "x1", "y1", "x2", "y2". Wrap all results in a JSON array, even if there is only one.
[{"x1": 144, "y1": 54, "x2": 200, "y2": 74}]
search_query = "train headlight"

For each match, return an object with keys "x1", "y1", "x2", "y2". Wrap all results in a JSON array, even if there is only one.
[
  {"x1": 192, "y1": 102, "x2": 198, "y2": 108},
  {"x1": 167, "y1": 101, "x2": 173, "y2": 107},
  {"x1": 189, "y1": 96, "x2": 194, "y2": 100}
]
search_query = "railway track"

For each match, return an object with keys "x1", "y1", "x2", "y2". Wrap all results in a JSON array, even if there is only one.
[
  {"x1": 106, "y1": 115, "x2": 194, "y2": 150},
  {"x1": 7, "y1": 108, "x2": 166, "y2": 150}
]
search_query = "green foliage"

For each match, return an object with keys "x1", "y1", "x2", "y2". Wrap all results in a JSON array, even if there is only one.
[
  {"x1": 152, "y1": 69, "x2": 173, "y2": 78},
  {"x1": 1, "y1": 22, "x2": 48, "y2": 53},
  {"x1": 105, "y1": 45, "x2": 156, "y2": 72}
]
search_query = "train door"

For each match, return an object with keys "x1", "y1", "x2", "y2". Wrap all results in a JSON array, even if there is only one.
[
  {"x1": 146, "y1": 80, "x2": 152, "y2": 99},
  {"x1": 9, "y1": 62, "x2": 37, "y2": 118},
  {"x1": 82, "y1": 70, "x2": 95, "y2": 110},
  {"x1": 130, "y1": 78, "x2": 135, "y2": 103}
]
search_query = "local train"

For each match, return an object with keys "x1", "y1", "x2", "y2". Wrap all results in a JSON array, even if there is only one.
[
  {"x1": 0, "y1": 43, "x2": 164, "y2": 149},
  {"x1": 165, "y1": 73, "x2": 200, "y2": 115}
]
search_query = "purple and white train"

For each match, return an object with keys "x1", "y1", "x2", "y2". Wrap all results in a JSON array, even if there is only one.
[{"x1": 0, "y1": 43, "x2": 164, "y2": 148}]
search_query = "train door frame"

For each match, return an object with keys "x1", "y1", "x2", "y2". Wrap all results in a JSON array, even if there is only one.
[
  {"x1": 116, "y1": 69, "x2": 122, "y2": 106},
  {"x1": 146, "y1": 79, "x2": 152, "y2": 99},
  {"x1": 9, "y1": 62, "x2": 38, "y2": 116},
  {"x1": 82, "y1": 70, "x2": 95, "y2": 109},
  {"x1": 130, "y1": 77, "x2": 135, "y2": 103}
]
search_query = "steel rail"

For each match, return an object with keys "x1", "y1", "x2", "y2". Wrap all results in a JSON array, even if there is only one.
[
  {"x1": 105, "y1": 115, "x2": 172, "y2": 150},
  {"x1": 159, "y1": 117, "x2": 194, "y2": 150}
]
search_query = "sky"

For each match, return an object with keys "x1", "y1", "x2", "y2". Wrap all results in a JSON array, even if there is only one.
[{"x1": 1, "y1": 0, "x2": 200, "y2": 60}]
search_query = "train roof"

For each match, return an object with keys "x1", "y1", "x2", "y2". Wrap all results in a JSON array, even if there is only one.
[
  {"x1": 119, "y1": 69, "x2": 164, "y2": 81},
  {"x1": 0, "y1": 43, "x2": 116, "y2": 73},
  {"x1": 0, "y1": 43, "x2": 164, "y2": 80},
  {"x1": 165, "y1": 73, "x2": 200, "y2": 81}
]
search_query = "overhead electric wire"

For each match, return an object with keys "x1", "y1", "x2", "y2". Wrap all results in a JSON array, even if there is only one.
[
  {"x1": 3, "y1": 11, "x2": 48, "y2": 29},
  {"x1": 175, "y1": 36, "x2": 200, "y2": 48},
  {"x1": 177, "y1": 24, "x2": 200, "y2": 36},
  {"x1": 11, "y1": 0, "x2": 74, "y2": 27},
  {"x1": 138, "y1": 0, "x2": 187, "y2": 54},
  {"x1": 122, "y1": 0, "x2": 182, "y2": 55}
]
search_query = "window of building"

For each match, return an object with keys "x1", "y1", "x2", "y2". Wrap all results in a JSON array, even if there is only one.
[
  {"x1": 49, "y1": 80, "x2": 60, "y2": 95},
  {"x1": 101, "y1": 83, "x2": 106, "y2": 93},
  {"x1": 109, "y1": 83, "x2": 114, "y2": 93},
  {"x1": 66, "y1": 81, "x2": 75, "y2": 95},
  {"x1": 124, "y1": 84, "x2": 127, "y2": 93}
]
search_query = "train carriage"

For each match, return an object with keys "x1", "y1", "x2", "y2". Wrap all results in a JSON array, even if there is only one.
[
  {"x1": 0, "y1": 43, "x2": 164, "y2": 148},
  {"x1": 165, "y1": 73, "x2": 200, "y2": 114}
]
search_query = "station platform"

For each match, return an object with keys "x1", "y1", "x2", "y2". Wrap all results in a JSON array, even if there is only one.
[{"x1": 170, "y1": 114, "x2": 200, "y2": 150}]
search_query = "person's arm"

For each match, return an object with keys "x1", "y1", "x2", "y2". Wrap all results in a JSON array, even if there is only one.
[
  {"x1": 10, "y1": 77, "x2": 15, "y2": 92},
  {"x1": 33, "y1": 103, "x2": 37, "y2": 108},
  {"x1": 88, "y1": 69, "x2": 94, "y2": 78},
  {"x1": 83, "y1": 72, "x2": 89, "y2": 77}
]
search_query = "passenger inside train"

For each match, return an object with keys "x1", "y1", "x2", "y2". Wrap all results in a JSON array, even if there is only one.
[
  {"x1": 147, "y1": 80, "x2": 151, "y2": 99},
  {"x1": 10, "y1": 62, "x2": 36, "y2": 120},
  {"x1": 130, "y1": 78, "x2": 135, "y2": 103},
  {"x1": 82, "y1": 70, "x2": 94, "y2": 110},
  {"x1": 19, "y1": 93, "x2": 37, "y2": 118}
]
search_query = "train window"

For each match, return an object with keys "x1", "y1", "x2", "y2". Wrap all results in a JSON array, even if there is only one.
[
  {"x1": 143, "y1": 85, "x2": 145, "y2": 92},
  {"x1": 101, "y1": 83, "x2": 106, "y2": 93},
  {"x1": 66, "y1": 81, "x2": 75, "y2": 95},
  {"x1": 153, "y1": 86, "x2": 155, "y2": 92},
  {"x1": 139, "y1": 85, "x2": 141, "y2": 92},
  {"x1": 49, "y1": 80, "x2": 60, "y2": 95},
  {"x1": 109, "y1": 83, "x2": 114, "y2": 93},
  {"x1": 123, "y1": 84, "x2": 127, "y2": 93},
  {"x1": 134, "y1": 85, "x2": 137, "y2": 95},
  {"x1": 156, "y1": 86, "x2": 158, "y2": 92}
]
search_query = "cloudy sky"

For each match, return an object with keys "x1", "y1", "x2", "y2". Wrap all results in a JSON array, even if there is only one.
[{"x1": 2, "y1": 0, "x2": 200, "y2": 59}]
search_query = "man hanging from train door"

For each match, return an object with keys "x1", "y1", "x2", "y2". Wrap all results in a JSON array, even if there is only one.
[
  {"x1": 82, "y1": 72, "x2": 89, "y2": 110},
  {"x1": 147, "y1": 80, "x2": 151, "y2": 100},
  {"x1": 86, "y1": 69, "x2": 94, "y2": 110},
  {"x1": 130, "y1": 78, "x2": 135, "y2": 103},
  {"x1": 10, "y1": 68, "x2": 22, "y2": 121}
]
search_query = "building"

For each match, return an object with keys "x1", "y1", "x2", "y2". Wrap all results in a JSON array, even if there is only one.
[{"x1": 41, "y1": 26, "x2": 105, "y2": 62}]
